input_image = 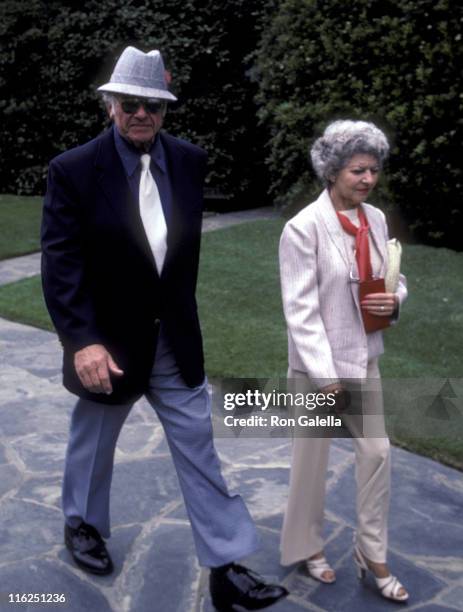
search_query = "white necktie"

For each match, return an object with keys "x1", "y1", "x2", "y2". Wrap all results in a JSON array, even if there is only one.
[{"x1": 139, "y1": 154, "x2": 167, "y2": 275}]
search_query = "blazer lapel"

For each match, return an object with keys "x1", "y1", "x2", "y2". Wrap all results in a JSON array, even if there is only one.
[
  {"x1": 159, "y1": 132, "x2": 189, "y2": 274},
  {"x1": 316, "y1": 189, "x2": 351, "y2": 269},
  {"x1": 316, "y1": 190, "x2": 364, "y2": 312},
  {"x1": 94, "y1": 128, "x2": 132, "y2": 221}
]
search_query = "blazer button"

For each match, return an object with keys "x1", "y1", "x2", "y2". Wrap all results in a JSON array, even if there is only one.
[{"x1": 154, "y1": 318, "x2": 161, "y2": 326}]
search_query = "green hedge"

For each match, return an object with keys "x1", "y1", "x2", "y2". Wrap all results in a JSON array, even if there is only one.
[
  {"x1": 0, "y1": 0, "x2": 268, "y2": 208},
  {"x1": 252, "y1": 0, "x2": 463, "y2": 248}
]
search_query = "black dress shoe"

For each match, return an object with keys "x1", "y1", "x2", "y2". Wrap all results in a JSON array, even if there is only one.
[
  {"x1": 210, "y1": 563, "x2": 288, "y2": 611},
  {"x1": 64, "y1": 521, "x2": 114, "y2": 575}
]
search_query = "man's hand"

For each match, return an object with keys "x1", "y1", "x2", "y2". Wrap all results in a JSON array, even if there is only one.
[
  {"x1": 361, "y1": 292, "x2": 397, "y2": 317},
  {"x1": 74, "y1": 344, "x2": 124, "y2": 394}
]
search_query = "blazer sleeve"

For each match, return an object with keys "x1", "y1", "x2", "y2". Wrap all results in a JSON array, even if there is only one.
[
  {"x1": 41, "y1": 158, "x2": 103, "y2": 352},
  {"x1": 279, "y1": 218, "x2": 339, "y2": 387}
]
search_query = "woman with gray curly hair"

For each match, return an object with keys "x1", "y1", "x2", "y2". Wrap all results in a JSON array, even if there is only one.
[{"x1": 279, "y1": 120, "x2": 409, "y2": 602}]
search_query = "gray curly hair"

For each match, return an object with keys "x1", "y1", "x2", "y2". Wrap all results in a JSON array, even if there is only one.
[{"x1": 310, "y1": 120, "x2": 389, "y2": 186}]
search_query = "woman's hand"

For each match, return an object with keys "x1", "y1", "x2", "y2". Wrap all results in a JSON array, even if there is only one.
[
  {"x1": 319, "y1": 383, "x2": 351, "y2": 413},
  {"x1": 360, "y1": 292, "x2": 397, "y2": 317}
]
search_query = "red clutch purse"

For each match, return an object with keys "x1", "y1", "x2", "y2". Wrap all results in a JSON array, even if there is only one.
[{"x1": 359, "y1": 278, "x2": 391, "y2": 333}]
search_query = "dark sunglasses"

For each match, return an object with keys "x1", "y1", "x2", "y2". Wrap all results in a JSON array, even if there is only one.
[{"x1": 118, "y1": 97, "x2": 166, "y2": 114}]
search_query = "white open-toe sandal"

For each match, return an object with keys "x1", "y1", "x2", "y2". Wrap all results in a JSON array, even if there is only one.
[
  {"x1": 354, "y1": 545, "x2": 409, "y2": 603},
  {"x1": 306, "y1": 556, "x2": 336, "y2": 584}
]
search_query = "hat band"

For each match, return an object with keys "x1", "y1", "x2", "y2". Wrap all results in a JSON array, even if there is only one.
[{"x1": 110, "y1": 74, "x2": 166, "y2": 89}]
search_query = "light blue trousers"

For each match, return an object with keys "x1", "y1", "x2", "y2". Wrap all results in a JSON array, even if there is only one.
[{"x1": 62, "y1": 329, "x2": 259, "y2": 567}]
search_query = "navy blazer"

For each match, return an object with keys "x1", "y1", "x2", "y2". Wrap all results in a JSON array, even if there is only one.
[{"x1": 41, "y1": 127, "x2": 207, "y2": 404}]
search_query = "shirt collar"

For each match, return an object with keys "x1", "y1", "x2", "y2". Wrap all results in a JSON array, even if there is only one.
[{"x1": 113, "y1": 126, "x2": 167, "y2": 177}]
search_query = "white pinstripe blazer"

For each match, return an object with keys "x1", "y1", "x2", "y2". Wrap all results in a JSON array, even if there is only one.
[{"x1": 279, "y1": 189, "x2": 407, "y2": 385}]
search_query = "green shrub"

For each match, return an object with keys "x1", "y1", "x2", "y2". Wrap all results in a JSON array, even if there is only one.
[
  {"x1": 253, "y1": 0, "x2": 463, "y2": 248},
  {"x1": 0, "y1": 0, "x2": 269, "y2": 208}
]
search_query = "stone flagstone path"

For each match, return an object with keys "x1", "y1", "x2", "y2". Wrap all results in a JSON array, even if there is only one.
[{"x1": 0, "y1": 209, "x2": 462, "y2": 611}]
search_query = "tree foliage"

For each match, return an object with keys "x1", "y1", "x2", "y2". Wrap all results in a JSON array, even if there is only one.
[
  {"x1": 253, "y1": 0, "x2": 463, "y2": 248},
  {"x1": 0, "y1": 0, "x2": 268, "y2": 207}
]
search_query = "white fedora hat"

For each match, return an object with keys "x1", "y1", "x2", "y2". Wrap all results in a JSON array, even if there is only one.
[{"x1": 97, "y1": 46, "x2": 177, "y2": 101}]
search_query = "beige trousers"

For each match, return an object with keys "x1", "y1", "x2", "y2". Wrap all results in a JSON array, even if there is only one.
[{"x1": 280, "y1": 358, "x2": 391, "y2": 566}]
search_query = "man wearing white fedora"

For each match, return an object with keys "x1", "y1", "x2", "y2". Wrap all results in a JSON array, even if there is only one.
[{"x1": 41, "y1": 46, "x2": 287, "y2": 610}]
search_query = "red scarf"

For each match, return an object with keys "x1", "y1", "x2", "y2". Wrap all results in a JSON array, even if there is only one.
[{"x1": 336, "y1": 206, "x2": 373, "y2": 281}]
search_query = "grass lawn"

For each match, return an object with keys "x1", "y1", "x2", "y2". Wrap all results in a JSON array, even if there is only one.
[
  {"x1": 0, "y1": 194, "x2": 43, "y2": 259},
  {"x1": 0, "y1": 219, "x2": 462, "y2": 468}
]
